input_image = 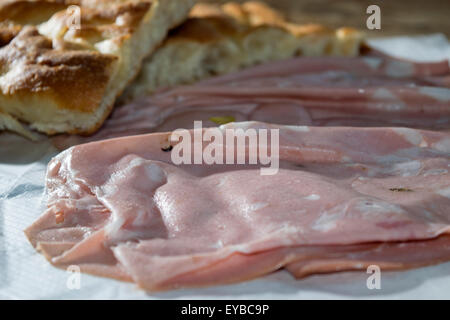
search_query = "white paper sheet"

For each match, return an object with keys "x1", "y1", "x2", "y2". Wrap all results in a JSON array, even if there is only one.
[{"x1": 0, "y1": 34, "x2": 449, "y2": 300}]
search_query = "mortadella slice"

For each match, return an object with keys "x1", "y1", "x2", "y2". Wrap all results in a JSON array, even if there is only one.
[{"x1": 27, "y1": 122, "x2": 450, "y2": 291}]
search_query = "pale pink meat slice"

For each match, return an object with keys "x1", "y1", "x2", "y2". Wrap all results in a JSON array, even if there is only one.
[
  {"x1": 27, "y1": 123, "x2": 450, "y2": 290},
  {"x1": 53, "y1": 55, "x2": 450, "y2": 149},
  {"x1": 286, "y1": 235, "x2": 450, "y2": 279},
  {"x1": 114, "y1": 235, "x2": 450, "y2": 290}
]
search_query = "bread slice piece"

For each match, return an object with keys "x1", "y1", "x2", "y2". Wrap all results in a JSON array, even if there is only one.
[
  {"x1": 122, "y1": 1, "x2": 364, "y2": 101},
  {"x1": 0, "y1": 0, "x2": 195, "y2": 137}
]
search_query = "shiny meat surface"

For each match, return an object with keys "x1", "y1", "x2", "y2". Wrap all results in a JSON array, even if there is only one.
[
  {"x1": 27, "y1": 122, "x2": 450, "y2": 291},
  {"x1": 54, "y1": 55, "x2": 450, "y2": 149}
]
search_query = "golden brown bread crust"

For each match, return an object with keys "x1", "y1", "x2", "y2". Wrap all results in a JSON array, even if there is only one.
[
  {"x1": 0, "y1": 27, "x2": 117, "y2": 112},
  {"x1": 164, "y1": 1, "x2": 289, "y2": 43},
  {"x1": 123, "y1": 1, "x2": 364, "y2": 101},
  {"x1": 219, "y1": 1, "x2": 287, "y2": 26},
  {"x1": 174, "y1": 1, "x2": 363, "y2": 51},
  {"x1": 0, "y1": 0, "x2": 195, "y2": 137},
  {"x1": 0, "y1": 22, "x2": 22, "y2": 46}
]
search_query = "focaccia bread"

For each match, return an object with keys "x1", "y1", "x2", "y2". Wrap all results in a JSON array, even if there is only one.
[
  {"x1": 122, "y1": 1, "x2": 364, "y2": 101},
  {"x1": 0, "y1": 0, "x2": 195, "y2": 138}
]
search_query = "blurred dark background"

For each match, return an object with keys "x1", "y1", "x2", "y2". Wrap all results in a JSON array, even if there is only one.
[{"x1": 205, "y1": 0, "x2": 450, "y2": 38}]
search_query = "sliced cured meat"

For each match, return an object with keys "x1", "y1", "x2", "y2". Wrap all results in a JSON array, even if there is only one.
[
  {"x1": 54, "y1": 55, "x2": 450, "y2": 149},
  {"x1": 27, "y1": 122, "x2": 450, "y2": 291},
  {"x1": 285, "y1": 235, "x2": 450, "y2": 279}
]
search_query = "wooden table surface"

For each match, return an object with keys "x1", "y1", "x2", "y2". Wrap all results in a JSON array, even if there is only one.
[{"x1": 207, "y1": 0, "x2": 450, "y2": 38}]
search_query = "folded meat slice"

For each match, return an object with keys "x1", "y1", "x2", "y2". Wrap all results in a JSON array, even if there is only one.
[
  {"x1": 27, "y1": 122, "x2": 450, "y2": 291},
  {"x1": 114, "y1": 235, "x2": 450, "y2": 290},
  {"x1": 285, "y1": 235, "x2": 450, "y2": 279},
  {"x1": 54, "y1": 55, "x2": 450, "y2": 149}
]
